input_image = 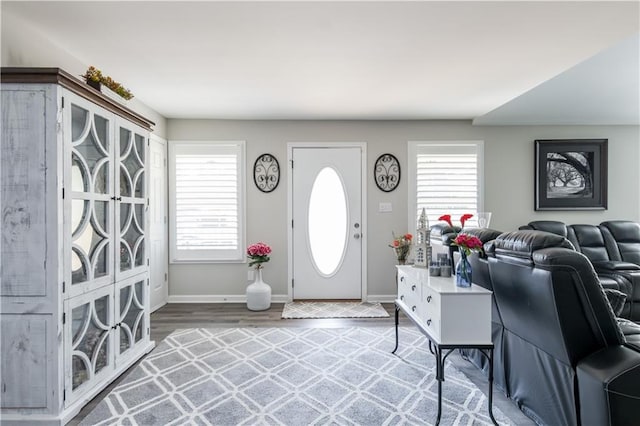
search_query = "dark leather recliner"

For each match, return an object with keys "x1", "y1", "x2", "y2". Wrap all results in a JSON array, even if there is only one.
[
  {"x1": 599, "y1": 221, "x2": 640, "y2": 320},
  {"x1": 456, "y1": 228, "x2": 506, "y2": 392},
  {"x1": 520, "y1": 220, "x2": 640, "y2": 321},
  {"x1": 487, "y1": 230, "x2": 640, "y2": 426}
]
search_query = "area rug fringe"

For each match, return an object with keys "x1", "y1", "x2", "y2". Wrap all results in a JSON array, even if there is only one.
[{"x1": 281, "y1": 301, "x2": 390, "y2": 319}]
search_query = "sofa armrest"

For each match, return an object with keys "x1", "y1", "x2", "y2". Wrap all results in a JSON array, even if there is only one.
[
  {"x1": 593, "y1": 260, "x2": 640, "y2": 271},
  {"x1": 604, "y1": 289, "x2": 627, "y2": 316},
  {"x1": 577, "y1": 345, "x2": 640, "y2": 426}
]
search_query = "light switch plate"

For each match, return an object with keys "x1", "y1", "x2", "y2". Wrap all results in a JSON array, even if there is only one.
[{"x1": 379, "y1": 202, "x2": 392, "y2": 213}]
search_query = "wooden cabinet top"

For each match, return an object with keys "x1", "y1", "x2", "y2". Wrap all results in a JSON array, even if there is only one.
[{"x1": 1, "y1": 67, "x2": 155, "y2": 130}]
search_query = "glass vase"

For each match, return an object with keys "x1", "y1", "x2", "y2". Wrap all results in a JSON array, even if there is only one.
[{"x1": 456, "y1": 252, "x2": 472, "y2": 287}]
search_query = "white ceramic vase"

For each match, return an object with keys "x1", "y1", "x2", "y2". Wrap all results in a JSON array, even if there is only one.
[{"x1": 246, "y1": 267, "x2": 271, "y2": 311}]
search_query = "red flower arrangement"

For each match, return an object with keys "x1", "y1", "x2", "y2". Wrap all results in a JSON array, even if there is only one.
[
  {"x1": 389, "y1": 232, "x2": 413, "y2": 263},
  {"x1": 452, "y1": 233, "x2": 484, "y2": 256},
  {"x1": 438, "y1": 213, "x2": 474, "y2": 229}
]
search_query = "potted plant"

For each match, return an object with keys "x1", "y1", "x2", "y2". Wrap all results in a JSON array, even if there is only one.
[{"x1": 82, "y1": 66, "x2": 134, "y2": 101}]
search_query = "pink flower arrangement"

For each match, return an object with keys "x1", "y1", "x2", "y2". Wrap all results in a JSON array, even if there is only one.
[
  {"x1": 452, "y1": 233, "x2": 484, "y2": 257},
  {"x1": 438, "y1": 213, "x2": 474, "y2": 229},
  {"x1": 247, "y1": 242, "x2": 271, "y2": 269}
]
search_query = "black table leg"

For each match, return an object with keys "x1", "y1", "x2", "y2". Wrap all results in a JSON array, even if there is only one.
[
  {"x1": 435, "y1": 346, "x2": 443, "y2": 426},
  {"x1": 488, "y1": 348, "x2": 498, "y2": 426},
  {"x1": 392, "y1": 304, "x2": 399, "y2": 354}
]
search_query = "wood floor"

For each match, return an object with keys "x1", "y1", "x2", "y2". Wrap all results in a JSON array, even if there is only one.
[{"x1": 70, "y1": 302, "x2": 534, "y2": 425}]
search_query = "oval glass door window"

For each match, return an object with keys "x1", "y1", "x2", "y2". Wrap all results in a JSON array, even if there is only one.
[{"x1": 308, "y1": 167, "x2": 348, "y2": 276}]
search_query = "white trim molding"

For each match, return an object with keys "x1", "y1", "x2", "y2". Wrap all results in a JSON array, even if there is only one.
[{"x1": 167, "y1": 294, "x2": 289, "y2": 304}]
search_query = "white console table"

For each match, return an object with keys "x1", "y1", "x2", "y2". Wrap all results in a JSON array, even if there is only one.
[{"x1": 393, "y1": 266, "x2": 497, "y2": 425}]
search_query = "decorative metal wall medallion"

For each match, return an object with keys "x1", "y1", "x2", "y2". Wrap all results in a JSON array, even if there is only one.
[
  {"x1": 253, "y1": 153, "x2": 280, "y2": 193},
  {"x1": 374, "y1": 153, "x2": 400, "y2": 192}
]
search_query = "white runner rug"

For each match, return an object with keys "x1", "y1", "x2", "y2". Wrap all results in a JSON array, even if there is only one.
[{"x1": 281, "y1": 301, "x2": 390, "y2": 319}]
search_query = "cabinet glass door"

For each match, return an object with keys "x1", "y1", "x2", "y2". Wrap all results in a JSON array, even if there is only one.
[
  {"x1": 115, "y1": 275, "x2": 149, "y2": 367},
  {"x1": 116, "y1": 120, "x2": 147, "y2": 281},
  {"x1": 67, "y1": 95, "x2": 114, "y2": 298},
  {"x1": 65, "y1": 285, "x2": 114, "y2": 404}
]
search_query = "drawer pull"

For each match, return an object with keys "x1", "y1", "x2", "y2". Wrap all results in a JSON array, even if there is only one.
[
  {"x1": 400, "y1": 295, "x2": 404, "y2": 301},
  {"x1": 427, "y1": 319, "x2": 432, "y2": 326},
  {"x1": 412, "y1": 306, "x2": 417, "y2": 312},
  {"x1": 411, "y1": 285, "x2": 416, "y2": 291},
  {"x1": 400, "y1": 276, "x2": 405, "y2": 282},
  {"x1": 427, "y1": 295, "x2": 432, "y2": 303}
]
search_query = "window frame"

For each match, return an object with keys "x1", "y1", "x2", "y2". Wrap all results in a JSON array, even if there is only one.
[
  {"x1": 168, "y1": 140, "x2": 246, "y2": 263},
  {"x1": 407, "y1": 140, "x2": 485, "y2": 235}
]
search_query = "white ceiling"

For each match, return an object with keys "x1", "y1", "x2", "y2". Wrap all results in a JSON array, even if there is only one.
[{"x1": 3, "y1": 1, "x2": 639, "y2": 123}]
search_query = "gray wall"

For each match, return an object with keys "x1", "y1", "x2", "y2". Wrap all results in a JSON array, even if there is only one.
[
  {"x1": 168, "y1": 119, "x2": 640, "y2": 300},
  {"x1": 3, "y1": 7, "x2": 638, "y2": 300},
  {"x1": 1, "y1": 9, "x2": 168, "y2": 139}
]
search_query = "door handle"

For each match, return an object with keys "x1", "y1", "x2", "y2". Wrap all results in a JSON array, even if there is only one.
[{"x1": 353, "y1": 233, "x2": 360, "y2": 239}]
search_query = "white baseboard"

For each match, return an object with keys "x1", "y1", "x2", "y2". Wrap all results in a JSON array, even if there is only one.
[
  {"x1": 167, "y1": 294, "x2": 290, "y2": 303},
  {"x1": 365, "y1": 295, "x2": 396, "y2": 303},
  {"x1": 167, "y1": 295, "x2": 394, "y2": 304}
]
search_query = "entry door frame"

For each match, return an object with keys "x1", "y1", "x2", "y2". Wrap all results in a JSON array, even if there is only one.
[
  {"x1": 149, "y1": 134, "x2": 169, "y2": 312},
  {"x1": 287, "y1": 142, "x2": 368, "y2": 302}
]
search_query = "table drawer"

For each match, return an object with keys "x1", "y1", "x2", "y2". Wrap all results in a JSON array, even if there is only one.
[
  {"x1": 423, "y1": 285, "x2": 440, "y2": 311},
  {"x1": 398, "y1": 272, "x2": 420, "y2": 300}
]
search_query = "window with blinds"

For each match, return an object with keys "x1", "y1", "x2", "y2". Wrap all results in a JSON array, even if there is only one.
[
  {"x1": 409, "y1": 141, "x2": 484, "y2": 229},
  {"x1": 169, "y1": 141, "x2": 245, "y2": 262}
]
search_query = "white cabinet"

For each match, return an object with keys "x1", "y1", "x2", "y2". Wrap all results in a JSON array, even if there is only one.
[
  {"x1": 396, "y1": 266, "x2": 491, "y2": 345},
  {"x1": 1, "y1": 68, "x2": 155, "y2": 424},
  {"x1": 394, "y1": 268, "x2": 498, "y2": 424}
]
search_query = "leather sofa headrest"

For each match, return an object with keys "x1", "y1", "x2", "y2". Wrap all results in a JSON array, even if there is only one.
[
  {"x1": 460, "y1": 228, "x2": 503, "y2": 244},
  {"x1": 494, "y1": 230, "x2": 574, "y2": 259},
  {"x1": 429, "y1": 223, "x2": 461, "y2": 238},
  {"x1": 521, "y1": 220, "x2": 569, "y2": 238},
  {"x1": 600, "y1": 220, "x2": 640, "y2": 243}
]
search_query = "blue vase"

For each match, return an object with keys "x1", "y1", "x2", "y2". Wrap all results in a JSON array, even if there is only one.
[{"x1": 456, "y1": 252, "x2": 472, "y2": 287}]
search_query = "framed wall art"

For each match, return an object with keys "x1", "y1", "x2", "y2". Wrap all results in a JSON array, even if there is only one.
[
  {"x1": 374, "y1": 153, "x2": 400, "y2": 192},
  {"x1": 253, "y1": 153, "x2": 280, "y2": 193},
  {"x1": 535, "y1": 139, "x2": 608, "y2": 210}
]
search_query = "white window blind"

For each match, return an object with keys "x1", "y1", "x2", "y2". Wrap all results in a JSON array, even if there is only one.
[
  {"x1": 409, "y1": 141, "x2": 484, "y2": 229},
  {"x1": 169, "y1": 141, "x2": 245, "y2": 262}
]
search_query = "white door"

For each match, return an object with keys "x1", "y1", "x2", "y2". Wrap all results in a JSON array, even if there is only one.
[
  {"x1": 292, "y1": 146, "x2": 363, "y2": 299},
  {"x1": 149, "y1": 136, "x2": 168, "y2": 311}
]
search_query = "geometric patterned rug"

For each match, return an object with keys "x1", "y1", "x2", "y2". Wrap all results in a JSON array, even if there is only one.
[
  {"x1": 80, "y1": 327, "x2": 512, "y2": 425},
  {"x1": 281, "y1": 302, "x2": 390, "y2": 319}
]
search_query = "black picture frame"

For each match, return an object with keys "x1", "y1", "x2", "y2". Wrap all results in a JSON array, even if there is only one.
[
  {"x1": 535, "y1": 139, "x2": 608, "y2": 210},
  {"x1": 253, "y1": 153, "x2": 280, "y2": 193},
  {"x1": 374, "y1": 153, "x2": 401, "y2": 192}
]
